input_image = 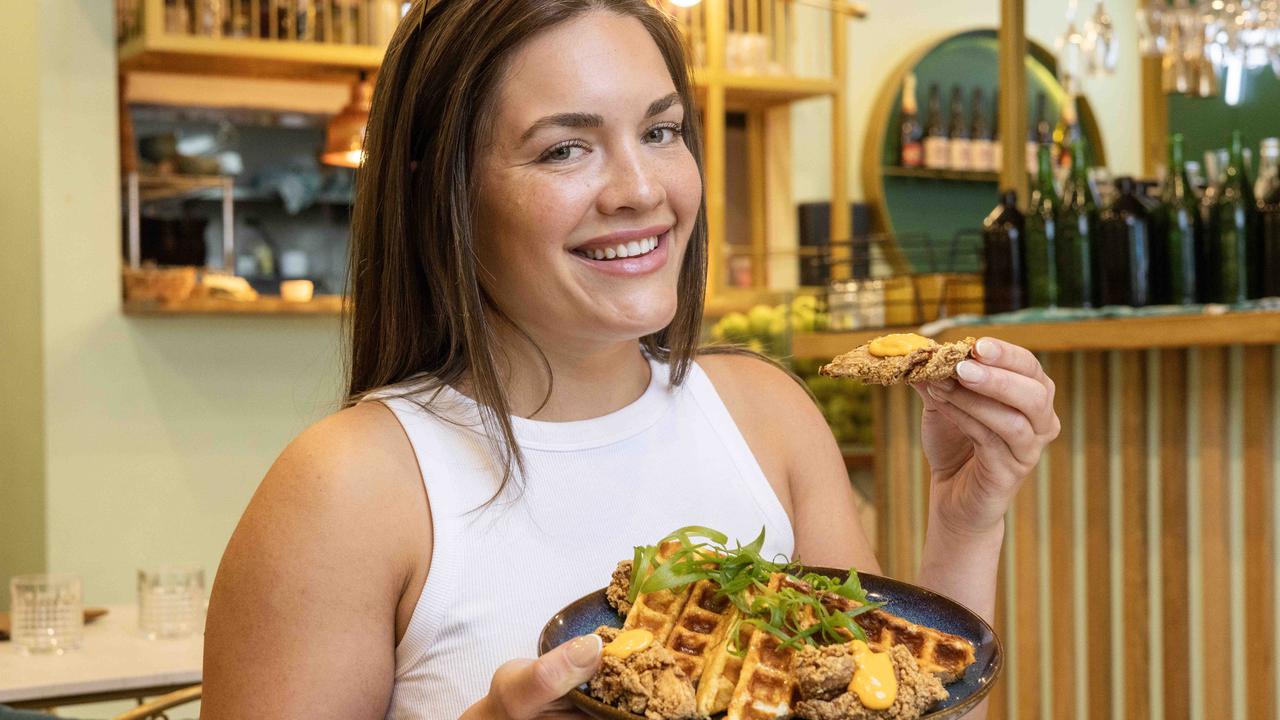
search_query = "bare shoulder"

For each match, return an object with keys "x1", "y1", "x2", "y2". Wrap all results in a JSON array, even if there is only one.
[
  {"x1": 202, "y1": 401, "x2": 427, "y2": 719},
  {"x1": 695, "y1": 350, "x2": 823, "y2": 427}
]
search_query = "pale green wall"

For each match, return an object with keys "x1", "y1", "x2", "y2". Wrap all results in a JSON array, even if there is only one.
[
  {"x1": 0, "y1": 0, "x2": 49, "y2": 612},
  {"x1": 2, "y1": 1, "x2": 344, "y2": 620}
]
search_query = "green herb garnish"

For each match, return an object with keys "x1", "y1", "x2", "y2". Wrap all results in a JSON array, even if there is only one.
[{"x1": 624, "y1": 526, "x2": 885, "y2": 654}]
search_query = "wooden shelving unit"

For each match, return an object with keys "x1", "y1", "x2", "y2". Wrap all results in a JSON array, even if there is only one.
[{"x1": 123, "y1": 295, "x2": 345, "y2": 316}]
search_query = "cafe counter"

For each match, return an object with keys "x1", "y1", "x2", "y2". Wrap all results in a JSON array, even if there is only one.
[{"x1": 793, "y1": 309, "x2": 1279, "y2": 720}]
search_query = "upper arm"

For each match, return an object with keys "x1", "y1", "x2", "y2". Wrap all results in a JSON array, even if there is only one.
[
  {"x1": 697, "y1": 352, "x2": 880, "y2": 574},
  {"x1": 201, "y1": 402, "x2": 430, "y2": 720}
]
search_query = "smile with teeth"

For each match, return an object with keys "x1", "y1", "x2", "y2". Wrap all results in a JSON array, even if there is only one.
[{"x1": 572, "y1": 235, "x2": 660, "y2": 261}]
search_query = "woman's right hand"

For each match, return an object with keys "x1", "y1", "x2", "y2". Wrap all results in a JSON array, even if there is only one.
[{"x1": 461, "y1": 634, "x2": 603, "y2": 719}]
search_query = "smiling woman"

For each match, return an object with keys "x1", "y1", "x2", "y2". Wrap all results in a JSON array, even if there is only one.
[{"x1": 199, "y1": 1, "x2": 1056, "y2": 719}]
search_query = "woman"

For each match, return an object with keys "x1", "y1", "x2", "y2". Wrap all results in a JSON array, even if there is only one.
[{"x1": 201, "y1": 1, "x2": 1059, "y2": 718}]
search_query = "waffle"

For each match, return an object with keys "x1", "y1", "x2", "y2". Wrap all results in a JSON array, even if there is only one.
[
  {"x1": 664, "y1": 579, "x2": 738, "y2": 683},
  {"x1": 724, "y1": 575, "x2": 815, "y2": 720},
  {"x1": 623, "y1": 542, "x2": 694, "y2": 643},
  {"x1": 693, "y1": 605, "x2": 746, "y2": 716},
  {"x1": 819, "y1": 591, "x2": 976, "y2": 683}
]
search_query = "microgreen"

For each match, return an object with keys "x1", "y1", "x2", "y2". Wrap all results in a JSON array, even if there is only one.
[{"x1": 624, "y1": 526, "x2": 885, "y2": 654}]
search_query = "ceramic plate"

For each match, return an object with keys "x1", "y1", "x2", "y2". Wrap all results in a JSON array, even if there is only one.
[{"x1": 538, "y1": 567, "x2": 1002, "y2": 720}]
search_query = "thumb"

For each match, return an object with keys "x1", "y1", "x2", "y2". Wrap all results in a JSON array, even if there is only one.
[{"x1": 490, "y1": 634, "x2": 603, "y2": 719}]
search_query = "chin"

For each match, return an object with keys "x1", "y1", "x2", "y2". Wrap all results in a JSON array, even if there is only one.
[{"x1": 592, "y1": 292, "x2": 679, "y2": 341}]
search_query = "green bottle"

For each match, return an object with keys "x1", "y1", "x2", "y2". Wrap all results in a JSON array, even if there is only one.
[
  {"x1": 1056, "y1": 138, "x2": 1097, "y2": 307},
  {"x1": 1025, "y1": 144, "x2": 1060, "y2": 307},
  {"x1": 1159, "y1": 134, "x2": 1201, "y2": 304},
  {"x1": 1210, "y1": 130, "x2": 1257, "y2": 304}
]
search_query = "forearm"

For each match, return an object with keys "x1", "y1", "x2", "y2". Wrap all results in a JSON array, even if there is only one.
[{"x1": 916, "y1": 505, "x2": 1004, "y2": 628}]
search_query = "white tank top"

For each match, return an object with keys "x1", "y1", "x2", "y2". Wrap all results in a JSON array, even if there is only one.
[{"x1": 377, "y1": 356, "x2": 794, "y2": 719}]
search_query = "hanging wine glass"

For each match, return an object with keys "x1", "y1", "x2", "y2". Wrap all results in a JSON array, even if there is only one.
[
  {"x1": 1057, "y1": 0, "x2": 1086, "y2": 89},
  {"x1": 1083, "y1": 1, "x2": 1119, "y2": 74}
]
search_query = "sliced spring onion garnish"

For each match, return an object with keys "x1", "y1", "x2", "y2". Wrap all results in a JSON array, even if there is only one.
[{"x1": 624, "y1": 526, "x2": 885, "y2": 654}]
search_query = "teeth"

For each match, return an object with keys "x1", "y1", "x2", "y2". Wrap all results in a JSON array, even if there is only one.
[{"x1": 577, "y1": 234, "x2": 663, "y2": 261}]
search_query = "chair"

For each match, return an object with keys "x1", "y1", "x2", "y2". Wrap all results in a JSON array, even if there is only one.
[{"x1": 110, "y1": 686, "x2": 202, "y2": 720}]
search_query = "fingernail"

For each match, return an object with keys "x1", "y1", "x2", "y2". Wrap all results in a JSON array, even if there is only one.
[
  {"x1": 567, "y1": 634, "x2": 603, "y2": 668},
  {"x1": 976, "y1": 338, "x2": 999, "y2": 359},
  {"x1": 955, "y1": 360, "x2": 985, "y2": 383},
  {"x1": 933, "y1": 378, "x2": 957, "y2": 392}
]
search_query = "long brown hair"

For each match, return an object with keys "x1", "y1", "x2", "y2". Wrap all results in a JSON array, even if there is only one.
[{"x1": 344, "y1": 0, "x2": 708, "y2": 491}]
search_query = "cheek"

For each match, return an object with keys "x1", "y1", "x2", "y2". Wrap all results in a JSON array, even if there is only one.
[{"x1": 667, "y1": 155, "x2": 703, "y2": 223}]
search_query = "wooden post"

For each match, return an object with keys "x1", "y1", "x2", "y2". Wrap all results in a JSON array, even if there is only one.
[
  {"x1": 830, "y1": 7, "x2": 850, "y2": 281},
  {"x1": 1141, "y1": 55, "x2": 1168, "y2": 177},
  {"x1": 704, "y1": 0, "x2": 728, "y2": 297},
  {"x1": 998, "y1": 0, "x2": 1028, "y2": 203}
]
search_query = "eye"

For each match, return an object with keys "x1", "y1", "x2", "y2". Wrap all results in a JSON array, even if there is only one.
[
  {"x1": 539, "y1": 141, "x2": 588, "y2": 163},
  {"x1": 644, "y1": 123, "x2": 683, "y2": 145}
]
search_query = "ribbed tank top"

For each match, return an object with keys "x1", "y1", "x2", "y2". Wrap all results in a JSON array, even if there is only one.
[{"x1": 377, "y1": 356, "x2": 794, "y2": 719}]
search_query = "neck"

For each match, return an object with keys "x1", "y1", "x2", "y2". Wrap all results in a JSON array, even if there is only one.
[{"x1": 481, "y1": 318, "x2": 653, "y2": 422}]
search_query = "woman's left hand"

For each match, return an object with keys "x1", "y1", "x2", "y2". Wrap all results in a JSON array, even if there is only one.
[{"x1": 913, "y1": 337, "x2": 1061, "y2": 537}]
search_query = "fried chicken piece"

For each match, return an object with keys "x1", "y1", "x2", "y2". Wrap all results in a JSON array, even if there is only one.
[
  {"x1": 587, "y1": 626, "x2": 700, "y2": 720},
  {"x1": 820, "y1": 336, "x2": 976, "y2": 386},
  {"x1": 607, "y1": 560, "x2": 634, "y2": 616},
  {"x1": 793, "y1": 644, "x2": 948, "y2": 720},
  {"x1": 793, "y1": 642, "x2": 855, "y2": 701}
]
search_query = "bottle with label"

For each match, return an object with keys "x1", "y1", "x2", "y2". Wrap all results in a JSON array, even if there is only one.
[
  {"x1": 982, "y1": 190, "x2": 1027, "y2": 313},
  {"x1": 991, "y1": 89, "x2": 1003, "y2": 173},
  {"x1": 1156, "y1": 134, "x2": 1201, "y2": 304},
  {"x1": 946, "y1": 85, "x2": 970, "y2": 171},
  {"x1": 1097, "y1": 177, "x2": 1153, "y2": 307},
  {"x1": 899, "y1": 73, "x2": 923, "y2": 168},
  {"x1": 1257, "y1": 137, "x2": 1280, "y2": 298},
  {"x1": 1208, "y1": 130, "x2": 1258, "y2": 303},
  {"x1": 923, "y1": 83, "x2": 949, "y2": 170},
  {"x1": 1053, "y1": 94, "x2": 1080, "y2": 171},
  {"x1": 1026, "y1": 92, "x2": 1047, "y2": 174},
  {"x1": 1056, "y1": 137, "x2": 1097, "y2": 307},
  {"x1": 1198, "y1": 150, "x2": 1224, "y2": 301},
  {"x1": 969, "y1": 88, "x2": 993, "y2": 172},
  {"x1": 1025, "y1": 144, "x2": 1060, "y2": 307}
]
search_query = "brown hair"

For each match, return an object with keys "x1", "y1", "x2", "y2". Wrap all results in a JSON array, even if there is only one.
[{"x1": 343, "y1": 0, "x2": 708, "y2": 491}]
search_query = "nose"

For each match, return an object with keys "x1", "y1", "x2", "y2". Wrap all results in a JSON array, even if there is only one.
[{"x1": 596, "y1": 143, "x2": 664, "y2": 215}]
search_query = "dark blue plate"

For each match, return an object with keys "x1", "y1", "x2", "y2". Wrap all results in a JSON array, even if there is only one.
[{"x1": 538, "y1": 567, "x2": 1002, "y2": 720}]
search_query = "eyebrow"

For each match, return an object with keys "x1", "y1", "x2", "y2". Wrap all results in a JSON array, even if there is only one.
[{"x1": 518, "y1": 92, "x2": 682, "y2": 143}]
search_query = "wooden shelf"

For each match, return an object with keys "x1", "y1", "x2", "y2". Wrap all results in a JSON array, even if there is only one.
[
  {"x1": 695, "y1": 72, "x2": 842, "y2": 106},
  {"x1": 792, "y1": 310, "x2": 1280, "y2": 357},
  {"x1": 123, "y1": 295, "x2": 345, "y2": 316},
  {"x1": 118, "y1": 35, "x2": 382, "y2": 81},
  {"x1": 882, "y1": 166, "x2": 1001, "y2": 183}
]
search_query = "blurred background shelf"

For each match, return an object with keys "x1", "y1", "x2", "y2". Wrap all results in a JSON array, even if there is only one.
[
  {"x1": 882, "y1": 166, "x2": 1000, "y2": 183},
  {"x1": 123, "y1": 295, "x2": 344, "y2": 315},
  {"x1": 791, "y1": 309, "x2": 1280, "y2": 357}
]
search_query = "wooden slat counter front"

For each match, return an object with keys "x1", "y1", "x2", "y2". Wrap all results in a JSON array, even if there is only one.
[{"x1": 794, "y1": 311, "x2": 1280, "y2": 720}]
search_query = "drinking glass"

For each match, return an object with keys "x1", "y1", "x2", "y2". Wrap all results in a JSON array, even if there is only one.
[
  {"x1": 137, "y1": 565, "x2": 206, "y2": 639},
  {"x1": 9, "y1": 574, "x2": 84, "y2": 654}
]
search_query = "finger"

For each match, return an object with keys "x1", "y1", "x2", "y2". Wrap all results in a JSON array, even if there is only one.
[
  {"x1": 949, "y1": 362, "x2": 1056, "y2": 435},
  {"x1": 491, "y1": 634, "x2": 602, "y2": 719},
  {"x1": 928, "y1": 393, "x2": 1029, "y2": 483},
  {"x1": 929, "y1": 382, "x2": 1042, "y2": 469},
  {"x1": 971, "y1": 337, "x2": 1049, "y2": 383}
]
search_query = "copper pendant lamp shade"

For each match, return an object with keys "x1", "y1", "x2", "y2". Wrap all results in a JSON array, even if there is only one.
[{"x1": 321, "y1": 74, "x2": 373, "y2": 168}]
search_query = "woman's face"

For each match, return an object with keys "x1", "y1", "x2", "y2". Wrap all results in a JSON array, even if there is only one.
[{"x1": 473, "y1": 11, "x2": 702, "y2": 351}]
